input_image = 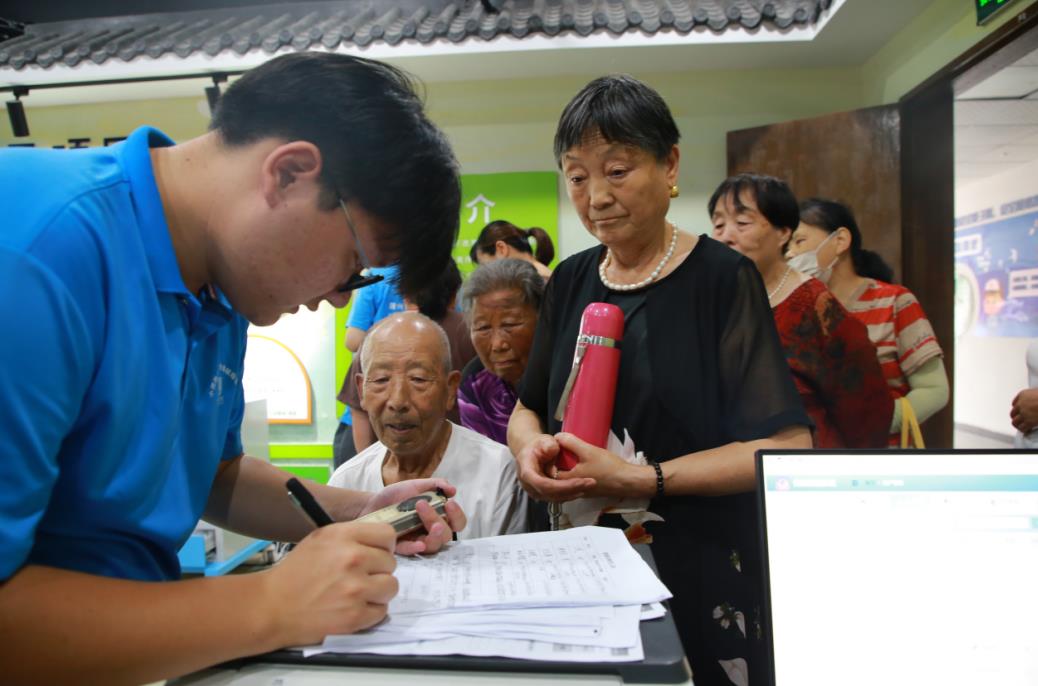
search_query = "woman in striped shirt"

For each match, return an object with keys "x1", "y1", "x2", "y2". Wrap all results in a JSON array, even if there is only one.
[{"x1": 787, "y1": 198, "x2": 949, "y2": 442}]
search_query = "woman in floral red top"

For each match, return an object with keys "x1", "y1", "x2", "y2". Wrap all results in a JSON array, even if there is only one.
[{"x1": 709, "y1": 174, "x2": 893, "y2": 448}]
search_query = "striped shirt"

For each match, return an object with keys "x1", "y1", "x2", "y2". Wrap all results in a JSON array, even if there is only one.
[{"x1": 845, "y1": 279, "x2": 942, "y2": 399}]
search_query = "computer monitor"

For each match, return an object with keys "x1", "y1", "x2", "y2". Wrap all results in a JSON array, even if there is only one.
[{"x1": 757, "y1": 450, "x2": 1038, "y2": 686}]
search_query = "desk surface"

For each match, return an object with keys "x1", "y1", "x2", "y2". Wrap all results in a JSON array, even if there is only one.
[{"x1": 176, "y1": 662, "x2": 692, "y2": 686}]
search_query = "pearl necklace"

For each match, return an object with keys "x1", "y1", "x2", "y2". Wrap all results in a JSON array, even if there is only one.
[
  {"x1": 767, "y1": 265, "x2": 793, "y2": 301},
  {"x1": 599, "y1": 224, "x2": 679, "y2": 292}
]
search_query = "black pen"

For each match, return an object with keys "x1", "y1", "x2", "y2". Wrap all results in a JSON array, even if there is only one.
[{"x1": 286, "y1": 477, "x2": 335, "y2": 528}]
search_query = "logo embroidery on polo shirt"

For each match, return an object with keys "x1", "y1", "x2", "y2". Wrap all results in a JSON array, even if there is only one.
[{"x1": 209, "y1": 363, "x2": 239, "y2": 406}]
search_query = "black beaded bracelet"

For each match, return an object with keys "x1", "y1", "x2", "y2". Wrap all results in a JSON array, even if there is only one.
[{"x1": 649, "y1": 460, "x2": 665, "y2": 498}]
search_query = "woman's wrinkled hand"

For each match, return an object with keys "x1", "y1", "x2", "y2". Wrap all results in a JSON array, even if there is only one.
[
  {"x1": 513, "y1": 433, "x2": 594, "y2": 503},
  {"x1": 554, "y1": 432, "x2": 649, "y2": 499}
]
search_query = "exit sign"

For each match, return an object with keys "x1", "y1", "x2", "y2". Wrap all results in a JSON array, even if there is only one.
[{"x1": 977, "y1": 0, "x2": 1019, "y2": 24}]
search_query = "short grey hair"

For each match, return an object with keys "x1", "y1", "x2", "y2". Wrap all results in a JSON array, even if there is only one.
[
  {"x1": 459, "y1": 258, "x2": 545, "y2": 318},
  {"x1": 359, "y1": 312, "x2": 452, "y2": 377}
]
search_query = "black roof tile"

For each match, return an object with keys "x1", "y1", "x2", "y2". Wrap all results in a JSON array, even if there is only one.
[{"x1": 0, "y1": 0, "x2": 831, "y2": 70}]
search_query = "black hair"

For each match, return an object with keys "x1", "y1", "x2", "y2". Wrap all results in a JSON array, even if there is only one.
[
  {"x1": 210, "y1": 52, "x2": 461, "y2": 298},
  {"x1": 708, "y1": 173, "x2": 800, "y2": 233},
  {"x1": 798, "y1": 198, "x2": 894, "y2": 283},
  {"x1": 469, "y1": 220, "x2": 555, "y2": 266},
  {"x1": 553, "y1": 74, "x2": 680, "y2": 164},
  {"x1": 410, "y1": 258, "x2": 463, "y2": 321}
]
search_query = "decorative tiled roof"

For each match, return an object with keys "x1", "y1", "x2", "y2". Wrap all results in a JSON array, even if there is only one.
[{"x1": 0, "y1": 0, "x2": 831, "y2": 70}]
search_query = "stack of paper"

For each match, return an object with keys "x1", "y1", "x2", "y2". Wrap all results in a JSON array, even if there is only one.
[{"x1": 309, "y1": 526, "x2": 672, "y2": 663}]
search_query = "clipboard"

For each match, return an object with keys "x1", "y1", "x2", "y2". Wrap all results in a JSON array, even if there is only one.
[{"x1": 227, "y1": 545, "x2": 690, "y2": 684}]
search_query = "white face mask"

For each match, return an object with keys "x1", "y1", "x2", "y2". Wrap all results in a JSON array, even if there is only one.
[{"x1": 787, "y1": 232, "x2": 839, "y2": 283}]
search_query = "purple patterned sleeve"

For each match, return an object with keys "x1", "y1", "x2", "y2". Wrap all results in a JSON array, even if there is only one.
[{"x1": 457, "y1": 369, "x2": 518, "y2": 446}]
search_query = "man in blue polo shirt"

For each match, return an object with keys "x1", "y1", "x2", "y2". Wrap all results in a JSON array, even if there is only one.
[{"x1": 0, "y1": 53, "x2": 465, "y2": 684}]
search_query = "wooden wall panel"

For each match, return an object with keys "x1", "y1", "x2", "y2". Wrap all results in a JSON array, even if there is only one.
[{"x1": 727, "y1": 105, "x2": 902, "y2": 282}]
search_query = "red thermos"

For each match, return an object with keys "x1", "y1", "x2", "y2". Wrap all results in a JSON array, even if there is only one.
[{"x1": 554, "y1": 303, "x2": 624, "y2": 471}]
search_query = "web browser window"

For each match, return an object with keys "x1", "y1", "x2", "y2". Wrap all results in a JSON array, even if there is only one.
[{"x1": 760, "y1": 451, "x2": 1038, "y2": 686}]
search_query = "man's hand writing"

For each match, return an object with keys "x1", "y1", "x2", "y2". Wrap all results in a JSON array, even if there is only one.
[{"x1": 261, "y1": 522, "x2": 397, "y2": 647}]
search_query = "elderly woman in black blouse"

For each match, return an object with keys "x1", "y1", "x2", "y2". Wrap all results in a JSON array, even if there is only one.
[{"x1": 507, "y1": 75, "x2": 811, "y2": 686}]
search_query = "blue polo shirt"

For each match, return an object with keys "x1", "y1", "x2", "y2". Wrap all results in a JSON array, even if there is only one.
[
  {"x1": 346, "y1": 265, "x2": 405, "y2": 332},
  {"x1": 0, "y1": 127, "x2": 247, "y2": 582}
]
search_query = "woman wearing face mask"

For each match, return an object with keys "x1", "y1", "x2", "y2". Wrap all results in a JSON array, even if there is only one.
[
  {"x1": 711, "y1": 175, "x2": 893, "y2": 449},
  {"x1": 787, "y1": 198, "x2": 948, "y2": 443}
]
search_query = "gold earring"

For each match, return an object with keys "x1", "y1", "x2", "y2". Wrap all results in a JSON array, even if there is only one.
[{"x1": 669, "y1": 185, "x2": 680, "y2": 199}]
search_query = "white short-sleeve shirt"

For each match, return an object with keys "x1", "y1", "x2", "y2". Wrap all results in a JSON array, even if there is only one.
[{"x1": 328, "y1": 422, "x2": 529, "y2": 540}]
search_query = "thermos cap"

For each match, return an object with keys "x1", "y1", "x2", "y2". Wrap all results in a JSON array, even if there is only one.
[{"x1": 580, "y1": 302, "x2": 624, "y2": 340}]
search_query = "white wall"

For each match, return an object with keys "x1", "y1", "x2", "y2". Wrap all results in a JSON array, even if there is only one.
[
  {"x1": 954, "y1": 157, "x2": 1038, "y2": 442},
  {"x1": 429, "y1": 67, "x2": 867, "y2": 260}
]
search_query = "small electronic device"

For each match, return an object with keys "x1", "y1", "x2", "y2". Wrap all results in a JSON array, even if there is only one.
[
  {"x1": 357, "y1": 489, "x2": 450, "y2": 536},
  {"x1": 286, "y1": 477, "x2": 450, "y2": 538}
]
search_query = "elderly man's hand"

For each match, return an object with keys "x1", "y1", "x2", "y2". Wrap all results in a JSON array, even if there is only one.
[
  {"x1": 513, "y1": 434, "x2": 595, "y2": 503},
  {"x1": 1011, "y1": 388, "x2": 1038, "y2": 434},
  {"x1": 360, "y1": 478, "x2": 467, "y2": 555}
]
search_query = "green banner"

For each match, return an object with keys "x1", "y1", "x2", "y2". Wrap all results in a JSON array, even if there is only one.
[{"x1": 454, "y1": 172, "x2": 559, "y2": 277}]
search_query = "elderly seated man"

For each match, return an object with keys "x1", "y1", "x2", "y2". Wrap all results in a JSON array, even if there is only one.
[{"x1": 329, "y1": 312, "x2": 528, "y2": 539}]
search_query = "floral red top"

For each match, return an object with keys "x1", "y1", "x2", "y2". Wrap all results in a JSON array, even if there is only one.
[{"x1": 772, "y1": 278, "x2": 893, "y2": 448}]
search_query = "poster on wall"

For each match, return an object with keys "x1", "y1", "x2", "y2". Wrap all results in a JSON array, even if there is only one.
[
  {"x1": 243, "y1": 303, "x2": 336, "y2": 431},
  {"x1": 955, "y1": 195, "x2": 1038, "y2": 338},
  {"x1": 455, "y1": 171, "x2": 559, "y2": 276},
  {"x1": 242, "y1": 335, "x2": 312, "y2": 423}
]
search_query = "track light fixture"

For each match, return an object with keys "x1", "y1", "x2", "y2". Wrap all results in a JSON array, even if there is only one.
[
  {"x1": 6, "y1": 86, "x2": 29, "y2": 138},
  {"x1": 205, "y1": 74, "x2": 228, "y2": 115}
]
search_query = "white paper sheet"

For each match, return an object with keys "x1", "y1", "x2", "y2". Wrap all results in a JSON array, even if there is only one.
[
  {"x1": 390, "y1": 526, "x2": 671, "y2": 615},
  {"x1": 315, "y1": 527, "x2": 670, "y2": 663},
  {"x1": 313, "y1": 631, "x2": 645, "y2": 663},
  {"x1": 307, "y1": 527, "x2": 668, "y2": 660},
  {"x1": 324, "y1": 603, "x2": 642, "y2": 651},
  {"x1": 641, "y1": 602, "x2": 667, "y2": 620}
]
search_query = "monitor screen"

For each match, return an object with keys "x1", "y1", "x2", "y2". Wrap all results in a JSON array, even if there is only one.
[{"x1": 759, "y1": 451, "x2": 1038, "y2": 686}]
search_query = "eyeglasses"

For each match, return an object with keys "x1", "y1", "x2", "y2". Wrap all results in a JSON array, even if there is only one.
[{"x1": 336, "y1": 199, "x2": 384, "y2": 293}]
